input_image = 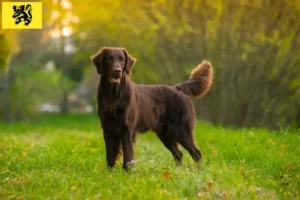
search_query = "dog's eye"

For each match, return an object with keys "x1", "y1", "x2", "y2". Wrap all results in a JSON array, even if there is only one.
[{"x1": 120, "y1": 57, "x2": 125, "y2": 62}]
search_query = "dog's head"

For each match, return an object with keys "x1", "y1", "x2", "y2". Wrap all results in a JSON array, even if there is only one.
[{"x1": 91, "y1": 47, "x2": 136, "y2": 84}]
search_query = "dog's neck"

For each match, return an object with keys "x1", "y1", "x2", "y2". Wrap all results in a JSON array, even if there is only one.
[
  {"x1": 98, "y1": 75, "x2": 133, "y2": 114},
  {"x1": 98, "y1": 74, "x2": 131, "y2": 102}
]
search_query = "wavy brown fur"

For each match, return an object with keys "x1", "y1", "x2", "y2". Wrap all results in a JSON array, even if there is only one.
[
  {"x1": 175, "y1": 60, "x2": 214, "y2": 98},
  {"x1": 92, "y1": 47, "x2": 214, "y2": 170}
]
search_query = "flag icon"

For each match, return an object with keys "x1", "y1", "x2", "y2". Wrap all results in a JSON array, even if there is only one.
[{"x1": 1, "y1": 2, "x2": 42, "y2": 29}]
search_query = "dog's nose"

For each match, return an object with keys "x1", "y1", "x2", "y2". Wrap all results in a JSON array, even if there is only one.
[{"x1": 114, "y1": 68, "x2": 121, "y2": 73}]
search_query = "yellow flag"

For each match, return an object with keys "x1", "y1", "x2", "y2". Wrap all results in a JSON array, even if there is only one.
[{"x1": 1, "y1": 2, "x2": 42, "y2": 29}]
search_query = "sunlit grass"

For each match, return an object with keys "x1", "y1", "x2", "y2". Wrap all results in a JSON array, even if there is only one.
[{"x1": 0, "y1": 114, "x2": 299, "y2": 199}]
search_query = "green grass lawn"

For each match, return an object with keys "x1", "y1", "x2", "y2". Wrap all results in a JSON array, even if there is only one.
[{"x1": 0, "y1": 114, "x2": 299, "y2": 200}]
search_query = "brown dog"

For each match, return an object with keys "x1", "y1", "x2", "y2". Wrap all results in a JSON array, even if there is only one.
[{"x1": 91, "y1": 47, "x2": 213, "y2": 169}]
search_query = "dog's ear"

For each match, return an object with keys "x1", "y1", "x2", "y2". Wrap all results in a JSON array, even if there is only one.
[
  {"x1": 123, "y1": 49, "x2": 136, "y2": 76},
  {"x1": 90, "y1": 48, "x2": 105, "y2": 75}
]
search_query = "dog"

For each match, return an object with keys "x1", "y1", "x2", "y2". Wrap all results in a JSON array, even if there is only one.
[{"x1": 91, "y1": 47, "x2": 213, "y2": 169}]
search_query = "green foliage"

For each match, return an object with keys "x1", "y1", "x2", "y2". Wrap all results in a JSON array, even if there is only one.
[
  {"x1": 72, "y1": 0, "x2": 300, "y2": 128},
  {"x1": 3, "y1": 67, "x2": 63, "y2": 119},
  {"x1": 0, "y1": 34, "x2": 10, "y2": 72},
  {"x1": 0, "y1": 114, "x2": 299, "y2": 199},
  {"x1": 1, "y1": 0, "x2": 300, "y2": 127}
]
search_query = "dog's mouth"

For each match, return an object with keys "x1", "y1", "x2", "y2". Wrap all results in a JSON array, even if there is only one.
[{"x1": 109, "y1": 75, "x2": 121, "y2": 84}]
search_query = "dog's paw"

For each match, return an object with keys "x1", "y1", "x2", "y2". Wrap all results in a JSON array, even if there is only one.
[{"x1": 123, "y1": 160, "x2": 137, "y2": 173}]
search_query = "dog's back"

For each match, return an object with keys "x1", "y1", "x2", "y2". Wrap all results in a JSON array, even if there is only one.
[{"x1": 134, "y1": 84, "x2": 195, "y2": 134}]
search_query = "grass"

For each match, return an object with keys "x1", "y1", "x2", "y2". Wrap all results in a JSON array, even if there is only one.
[{"x1": 0, "y1": 114, "x2": 299, "y2": 200}]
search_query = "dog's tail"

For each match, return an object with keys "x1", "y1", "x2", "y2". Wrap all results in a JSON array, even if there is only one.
[{"x1": 175, "y1": 60, "x2": 213, "y2": 98}]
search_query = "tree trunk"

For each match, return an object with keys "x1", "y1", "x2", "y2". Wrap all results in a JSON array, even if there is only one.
[
  {"x1": 2, "y1": 69, "x2": 12, "y2": 123},
  {"x1": 58, "y1": 8, "x2": 69, "y2": 115},
  {"x1": 60, "y1": 90, "x2": 69, "y2": 115}
]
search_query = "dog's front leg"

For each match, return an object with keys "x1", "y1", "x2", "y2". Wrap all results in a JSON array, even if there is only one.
[
  {"x1": 104, "y1": 134, "x2": 120, "y2": 168},
  {"x1": 121, "y1": 131, "x2": 134, "y2": 170}
]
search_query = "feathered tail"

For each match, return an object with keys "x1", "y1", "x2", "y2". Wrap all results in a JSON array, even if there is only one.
[{"x1": 175, "y1": 60, "x2": 214, "y2": 98}]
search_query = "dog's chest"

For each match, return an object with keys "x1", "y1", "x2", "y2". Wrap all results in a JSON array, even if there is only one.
[
  {"x1": 98, "y1": 98, "x2": 122, "y2": 114},
  {"x1": 99, "y1": 103, "x2": 129, "y2": 134}
]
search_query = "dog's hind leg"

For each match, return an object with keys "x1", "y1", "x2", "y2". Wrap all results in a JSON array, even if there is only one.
[
  {"x1": 176, "y1": 132, "x2": 202, "y2": 162},
  {"x1": 157, "y1": 133, "x2": 183, "y2": 166}
]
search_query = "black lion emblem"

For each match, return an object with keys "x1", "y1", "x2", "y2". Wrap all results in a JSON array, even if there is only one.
[{"x1": 12, "y1": 4, "x2": 32, "y2": 26}]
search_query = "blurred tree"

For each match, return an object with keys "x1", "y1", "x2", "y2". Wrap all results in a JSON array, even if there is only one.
[
  {"x1": 41, "y1": 0, "x2": 84, "y2": 114},
  {"x1": 0, "y1": 33, "x2": 12, "y2": 122},
  {"x1": 0, "y1": 27, "x2": 20, "y2": 122},
  {"x1": 0, "y1": 34, "x2": 10, "y2": 72},
  {"x1": 1, "y1": 0, "x2": 299, "y2": 128},
  {"x1": 0, "y1": 0, "x2": 71, "y2": 121},
  {"x1": 71, "y1": 0, "x2": 300, "y2": 128}
]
